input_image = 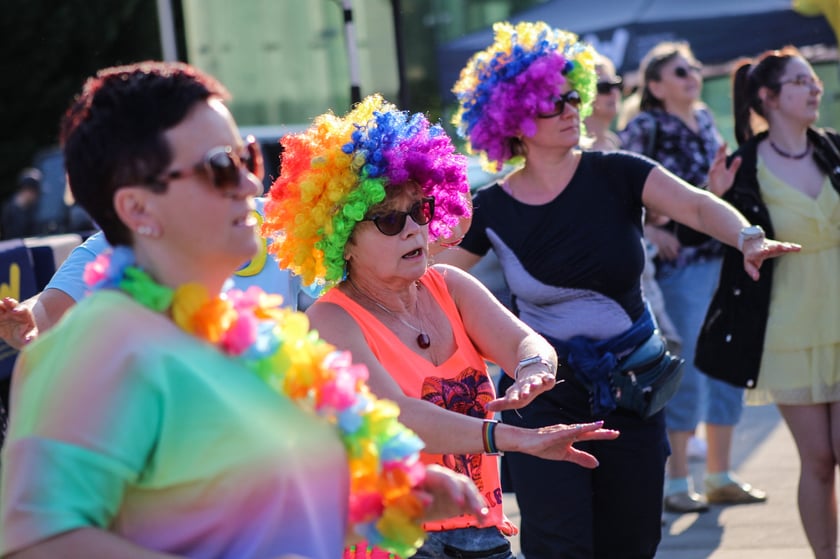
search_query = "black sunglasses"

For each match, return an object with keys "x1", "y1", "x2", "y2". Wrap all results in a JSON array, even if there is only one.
[
  {"x1": 155, "y1": 135, "x2": 263, "y2": 190},
  {"x1": 363, "y1": 196, "x2": 435, "y2": 236},
  {"x1": 537, "y1": 90, "x2": 582, "y2": 119},
  {"x1": 673, "y1": 65, "x2": 702, "y2": 79},
  {"x1": 596, "y1": 79, "x2": 623, "y2": 95}
]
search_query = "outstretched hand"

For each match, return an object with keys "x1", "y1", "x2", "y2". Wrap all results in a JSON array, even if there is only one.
[
  {"x1": 707, "y1": 143, "x2": 742, "y2": 197},
  {"x1": 485, "y1": 369, "x2": 557, "y2": 412},
  {"x1": 741, "y1": 238, "x2": 801, "y2": 281},
  {"x1": 0, "y1": 297, "x2": 38, "y2": 350},
  {"x1": 415, "y1": 464, "x2": 490, "y2": 525},
  {"x1": 516, "y1": 421, "x2": 620, "y2": 468}
]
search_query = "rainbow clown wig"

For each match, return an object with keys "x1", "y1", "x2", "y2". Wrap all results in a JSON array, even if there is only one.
[
  {"x1": 261, "y1": 94, "x2": 471, "y2": 291},
  {"x1": 451, "y1": 21, "x2": 597, "y2": 170}
]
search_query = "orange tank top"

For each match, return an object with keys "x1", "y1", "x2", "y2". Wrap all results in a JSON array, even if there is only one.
[{"x1": 321, "y1": 268, "x2": 515, "y2": 535}]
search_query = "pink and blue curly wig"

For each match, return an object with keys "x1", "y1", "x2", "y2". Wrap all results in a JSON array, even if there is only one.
[
  {"x1": 261, "y1": 94, "x2": 471, "y2": 291},
  {"x1": 451, "y1": 21, "x2": 598, "y2": 170}
]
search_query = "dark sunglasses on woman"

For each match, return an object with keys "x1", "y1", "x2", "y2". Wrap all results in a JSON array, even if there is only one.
[
  {"x1": 537, "y1": 90, "x2": 582, "y2": 119},
  {"x1": 155, "y1": 134, "x2": 263, "y2": 190},
  {"x1": 596, "y1": 78, "x2": 623, "y2": 95},
  {"x1": 673, "y1": 65, "x2": 702, "y2": 79},
  {"x1": 363, "y1": 196, "x2": 435, "y2": 236}
]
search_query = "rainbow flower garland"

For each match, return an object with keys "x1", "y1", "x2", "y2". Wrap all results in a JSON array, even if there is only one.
[
  {"x1": 451, "y1": 21, "x2": 597, "y2": 171},
  {"x1": 83, "y1": 247, "x2": 428, "y2": 557}
]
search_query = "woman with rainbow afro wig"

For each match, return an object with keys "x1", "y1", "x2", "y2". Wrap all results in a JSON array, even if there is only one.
[
  {"x1": 451, "y1": 21, "x2": 597, "y2": 170},
  {"x1": 262, "y1": 94, "x2": 471, "y2": 291},
  {"x1": 437, "y1": 20, "x2": 796, "y2": 559},
  {"x1": 264, "y1": 93, "x2": 620, "y2": 559}
]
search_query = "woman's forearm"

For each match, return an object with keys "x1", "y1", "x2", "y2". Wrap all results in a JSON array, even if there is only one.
[
  {"x1": 8, "y1": 528, "x2": 181, "y2": 559},
  {"x1": 643, "y1": 166, "x2": 750, "y2": 249},
  {"x1": 395, "y1": 397, "x2": 487, "y2": 455},
  {"x1": 692, "y1": 191, "x2": 750, "y2": 249}
]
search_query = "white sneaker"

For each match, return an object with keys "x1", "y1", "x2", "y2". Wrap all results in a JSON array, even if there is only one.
[{"x1": 687, "y1": 436, "x2": 707, "y2": 461}]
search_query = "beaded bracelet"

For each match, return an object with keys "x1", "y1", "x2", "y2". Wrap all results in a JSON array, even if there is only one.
[{"x1": 482, "y1": 419, "x2": 503, "y2": 456}]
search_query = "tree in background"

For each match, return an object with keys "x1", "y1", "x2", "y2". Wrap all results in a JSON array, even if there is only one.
[{"x1": 0, "y1": 0, "x2": 162, "y2": 202}]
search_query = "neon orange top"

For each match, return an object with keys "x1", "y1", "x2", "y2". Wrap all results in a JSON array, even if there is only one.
[{"x1": 321, "y1": 267, "x2": 516, "y2": 535}]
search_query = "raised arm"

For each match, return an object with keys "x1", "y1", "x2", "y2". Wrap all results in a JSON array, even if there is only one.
[
  {"x1": 433, "y1": 263, "x2": 558, "y2": 411},
  {"x1": 306, "y1": 286, "x2": 617, "y2": 468},
  {"x1": 641, "y1": 166, "x2": 800, "y2": 280}
]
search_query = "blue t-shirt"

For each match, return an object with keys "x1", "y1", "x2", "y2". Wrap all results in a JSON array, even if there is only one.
[{"x1": 45, "y1": 198, "x2": 302, "y2": 308}]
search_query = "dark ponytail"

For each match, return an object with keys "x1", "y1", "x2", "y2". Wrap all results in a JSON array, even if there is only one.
[
  {"x1": 731, "y1": 61, "x2": 754, "y2": 146},
  {"x1": 730, "y1": 46, "x2": 803, "y2": 147}
]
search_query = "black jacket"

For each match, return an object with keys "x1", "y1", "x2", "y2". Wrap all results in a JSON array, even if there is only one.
[{"x1": 695, "y1": 127, "x2": 840, "y2": 388}]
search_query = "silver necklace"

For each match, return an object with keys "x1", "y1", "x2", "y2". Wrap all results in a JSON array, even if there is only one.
[{"x1": 347, "y1": 277, "x2": 431, "y2": 349}]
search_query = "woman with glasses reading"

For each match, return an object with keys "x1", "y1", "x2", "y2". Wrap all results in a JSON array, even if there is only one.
[
  {"x1": 435, "y1": 22, "x2": 798, "y2": 558},
  {"x1": 261, "y1": 93, "x2": 620, "y2": 559},
  {"x1": 620, "y1": 41, "x2": 770, "y2": 515},
  {"x1": 696, "y1": 47, "x2": 840, "y2": 559}
]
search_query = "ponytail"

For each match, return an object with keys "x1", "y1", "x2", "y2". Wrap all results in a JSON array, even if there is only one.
[
  {"x1": 731, "y1": 60, "x2": 754, "y2": 146},
  {"x1": 731, "y1": 46, "x2": 803, "y2": 147}
]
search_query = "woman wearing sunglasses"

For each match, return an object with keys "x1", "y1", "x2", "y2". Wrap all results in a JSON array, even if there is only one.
[
  {"x1": 697, "y1": 47, "x2": 839, "y2": 559},
  {"x1": 583, "y1": 52, "x2": 624, "y2": 151},
  {"x1": 0, "y1": 138, "x2": 305, "y2": 354},
  {"x1": 0, "y1": 61, "x2": 496, "y2": 559},
  {"x1": 620, "y1": 41, "x2": 770, "y2": 515},
  {"x1": 437, "y1": 22, "x2": 798, "y2": 558},
  {"x1": 262, "y1": 93, "x2": 619, "y2": 559}
]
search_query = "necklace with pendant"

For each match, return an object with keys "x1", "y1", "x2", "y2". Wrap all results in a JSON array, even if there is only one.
[
  {"x1": 769, "y1": 139, "x2": 811, "y2": 160},
  {"x1": 348, "y1": 277, "x2": 431, "y2": 349}
]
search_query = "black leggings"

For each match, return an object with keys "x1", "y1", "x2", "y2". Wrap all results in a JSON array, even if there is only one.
[{"x1": 499, "y1": 371, "x2": 669, "y2": 558}]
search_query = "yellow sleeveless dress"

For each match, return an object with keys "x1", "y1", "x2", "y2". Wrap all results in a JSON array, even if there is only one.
[{"x1": 747, "y1": 158, "x2": 840, "y2": 405}]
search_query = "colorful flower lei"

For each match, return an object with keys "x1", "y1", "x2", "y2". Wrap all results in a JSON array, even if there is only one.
[
  {"x1": 451, "y1": 21, "x2": 597, "y2": 171},
  {"x1": 84, "y1": 247, "x2": 428, "y2": 557},
  {"x1": 260, "y1": 94, "x2": 472, "y2": 292}
]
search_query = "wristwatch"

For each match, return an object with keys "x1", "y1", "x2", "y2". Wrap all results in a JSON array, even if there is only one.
[
  {"x1": 513, "y1": 355, "x2": 555, "y2": 381},
  {"x1": 737, "y1": 225, "x2": 765, "y2": 251}
]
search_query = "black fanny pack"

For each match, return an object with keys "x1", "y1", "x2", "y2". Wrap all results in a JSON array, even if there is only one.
[{"x1": 611, "y1": 333, "x2": 685, "y2": 418}]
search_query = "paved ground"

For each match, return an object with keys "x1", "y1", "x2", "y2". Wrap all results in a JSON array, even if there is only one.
[{"x1": 502, "y1": 403, "x2": 821, "y2": 558}]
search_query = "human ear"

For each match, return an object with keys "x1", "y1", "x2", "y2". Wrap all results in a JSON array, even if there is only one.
[
  {"x1": 647, "y1": 81, "x2": 665, "y2": 102},
  {"x1": 113, "y1": 188, "x2": 162, "y2": 238},
  {"x1": 757, "y1": 86, "x2": 777, "y2": 111}
]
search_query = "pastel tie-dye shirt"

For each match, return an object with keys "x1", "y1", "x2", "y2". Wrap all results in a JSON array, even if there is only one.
[{"x1": 0, "y1": 290, "x2": 348, "y2": 558}]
